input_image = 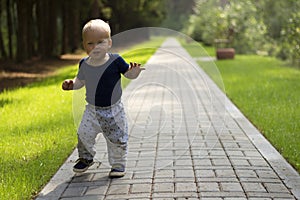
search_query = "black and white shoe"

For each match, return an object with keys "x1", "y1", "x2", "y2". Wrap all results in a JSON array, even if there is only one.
[{"x1": 109, "y1": 165, "x2": 126, "y2": 178}]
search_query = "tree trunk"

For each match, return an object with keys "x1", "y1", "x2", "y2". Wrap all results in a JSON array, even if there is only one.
[
  {"x1": 16, "y1": 0, "x2": 29, "y2": 62},
  {"x1": 90, "y1": 0, "x2": 101, "y2": 19},
  {"x1": 61, "y1": 0, "x2": 80, "y2": 54},
  {"x1": 61, "y1": 1, "x2": 69, "y2": 54},
  {"x1": 26, "y1": 0, "x2": 34, "y2": 59},
  {"x1": 36, "y1": 0, "x2": 59, "y2": 59},
  {"x1": 15, "y1": 0, "x2": 35, "y2": 62},
  {"x1": 69, "y1": 0, "x2": 80, "y2": 53},
  {"x1": 48, "y1": 0, "x2": 58, "y2": 57},
  {"x1": 6, "y1": 0, "x2": 13, "y2": 59},
  {"x1": 0, "y1": 29, "x2": 7, "y2": 58},
  {"x1": 0, "y1": 0, "x2": 8, "y2": 58}
]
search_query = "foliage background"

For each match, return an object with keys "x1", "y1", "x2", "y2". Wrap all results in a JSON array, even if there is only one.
[
  {"x1": 0, "y1": 0, "x2": 298, "y2": 66},
  {"x1": 187, "y1": 0, "x2": 300, "y2": 66},
  {"x1": 0, "y1": 0, "x2": 168, "y2": 62}
]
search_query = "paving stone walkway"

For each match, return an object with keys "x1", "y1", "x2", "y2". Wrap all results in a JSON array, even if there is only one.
[{"x1": 36, "y1": 38, "x2": 300, "y2": 200}]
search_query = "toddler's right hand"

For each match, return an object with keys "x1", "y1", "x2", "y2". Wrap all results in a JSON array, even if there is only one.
[{"x1": 62, "y1": 79, "x2": 74, "y2": 90}]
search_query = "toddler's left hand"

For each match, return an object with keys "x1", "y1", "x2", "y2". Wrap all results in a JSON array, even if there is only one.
[{"x1": 125, "y1": 62, "x2": 145, "y2": 79}]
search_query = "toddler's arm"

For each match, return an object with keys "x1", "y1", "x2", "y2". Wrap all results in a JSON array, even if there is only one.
[
  {"x1": 62, "y1": 77, "x2": 85, "y2": 90},
  {"x1": 124, "y1": 62, "x2": 145, "y2": 79}
]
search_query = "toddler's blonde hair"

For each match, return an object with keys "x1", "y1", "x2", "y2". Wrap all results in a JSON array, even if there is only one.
[{"x1": 82, "y1": 19, "x2": 111, "y2": 39}]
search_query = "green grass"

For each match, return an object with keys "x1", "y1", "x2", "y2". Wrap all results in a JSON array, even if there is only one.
[
  {"x1": 0, "y1": 67, "x2": 78, "y2": 199},
  {"x1": 183, "y1": 41, "x2": 300, "y2": 172},
  {"x1": 0, "y1": 37, "x2": 163, "y2": 199}
]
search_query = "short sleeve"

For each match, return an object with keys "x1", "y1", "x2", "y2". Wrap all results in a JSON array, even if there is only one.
[
  {"x1": 76, "y1": 58, "x2": 87, "y2": 80},
  {"x1": 115, "y1": 55, "x2": 129, "y2": 74}
]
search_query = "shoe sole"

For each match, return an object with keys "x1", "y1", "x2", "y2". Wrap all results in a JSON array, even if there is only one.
[
  {"x1": 73, "y1": 167, "x2": 88, "y2": 173},
  {"x1": 109, "y1": 171, "x2": 126, "y2": 178}
]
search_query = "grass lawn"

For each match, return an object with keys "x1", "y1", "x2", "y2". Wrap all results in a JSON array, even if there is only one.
[
  {"x1": 183, "y1": 41, "x2": 300, "y2": 172},
  {"x1": 0, "y1": 37, "x2": 163, "y2": 199}
]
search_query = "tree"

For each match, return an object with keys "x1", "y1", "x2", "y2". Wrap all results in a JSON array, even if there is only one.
[
  {"x1": 188, "y1": 0, "x2": 299, "y2": 62},
  {"x1": 161, "y1": 0, "x2": 195, "y2": 31},
  {"x1": 0, "y1": 0, "x2": 168, "y2": 64},
  {"x1": 260, "y1": 0, "x2": 300, "y2": 65},
  {"x1": 36, "y1": 0, "x2": 60, "y2": 59},
  {"x1": 5, "y1": 0, "x2": 14, "y2": 59},
  {"x1": 222, "y1": 0, "x2": 267, "y2": 53},
  {"x1": 16, "y1": 0, "x2": 35, "y2": 62},
  {"x1": 0, "y1": 0, "x2": 7, "y2": 58},
  {"x1": 187, "y1": 0, "x2": 224, "y2": 45},
  {"x1": 61, "y1": 0, "x2": 81, "y2": 54},
  {"x1": 106, "y1": 0, "x2": 166, "y2": 34},
  {"x1": 281, "y1": 11, "x2": 300, "y2": 66}
]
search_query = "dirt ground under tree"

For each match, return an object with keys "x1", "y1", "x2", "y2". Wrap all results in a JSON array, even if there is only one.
[{"x1": 0, "y1": 54, "x2": 83, "y2": 93}]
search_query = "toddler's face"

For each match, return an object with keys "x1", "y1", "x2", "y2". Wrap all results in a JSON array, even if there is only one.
[{"x1": 83, "y1": 29, "x2": 111, "y2": 59}]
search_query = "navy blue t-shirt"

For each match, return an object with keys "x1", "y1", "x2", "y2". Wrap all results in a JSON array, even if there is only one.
[{"x1": 77, "y1": 53, "x2": 129, "y2": 107}]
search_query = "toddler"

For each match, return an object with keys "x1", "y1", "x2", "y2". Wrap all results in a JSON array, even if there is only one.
[{"x1": 62, "y1": 19, "x2": 144, "y2": 177}]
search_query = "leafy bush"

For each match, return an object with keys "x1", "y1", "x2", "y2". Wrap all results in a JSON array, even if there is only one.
[
  {"x1": 188, "y1": 0, "x2": 300, "y2": 66},
  {"x1": 188, "y1": 0, "x2": 267, "y2": 54}
]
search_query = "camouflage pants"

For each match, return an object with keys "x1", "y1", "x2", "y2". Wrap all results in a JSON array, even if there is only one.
[{"x1": 77, "y1": 100, "x2": 128, "y2": 168}]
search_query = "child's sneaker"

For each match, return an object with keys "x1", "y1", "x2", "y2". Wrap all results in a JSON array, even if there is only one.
[
  {"x1": 73, "y1": 158, "x2": 94, "y2": 173},
  {"x1": 109, "y1": 164, "x2": 126, "y2": 178}
]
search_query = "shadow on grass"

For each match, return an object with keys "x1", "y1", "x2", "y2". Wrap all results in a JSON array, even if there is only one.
[
  {"x1": 24, "y1": 66, "x2": 77, "y2": 90},
  {"x1": 0, "y1": 98, "x2": 14, "y2": 108}
]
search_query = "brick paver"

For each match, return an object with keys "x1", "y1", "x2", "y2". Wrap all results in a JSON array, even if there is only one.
[{"x1": 36, "y1": 38, "x2": 300, "y2": 200}]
